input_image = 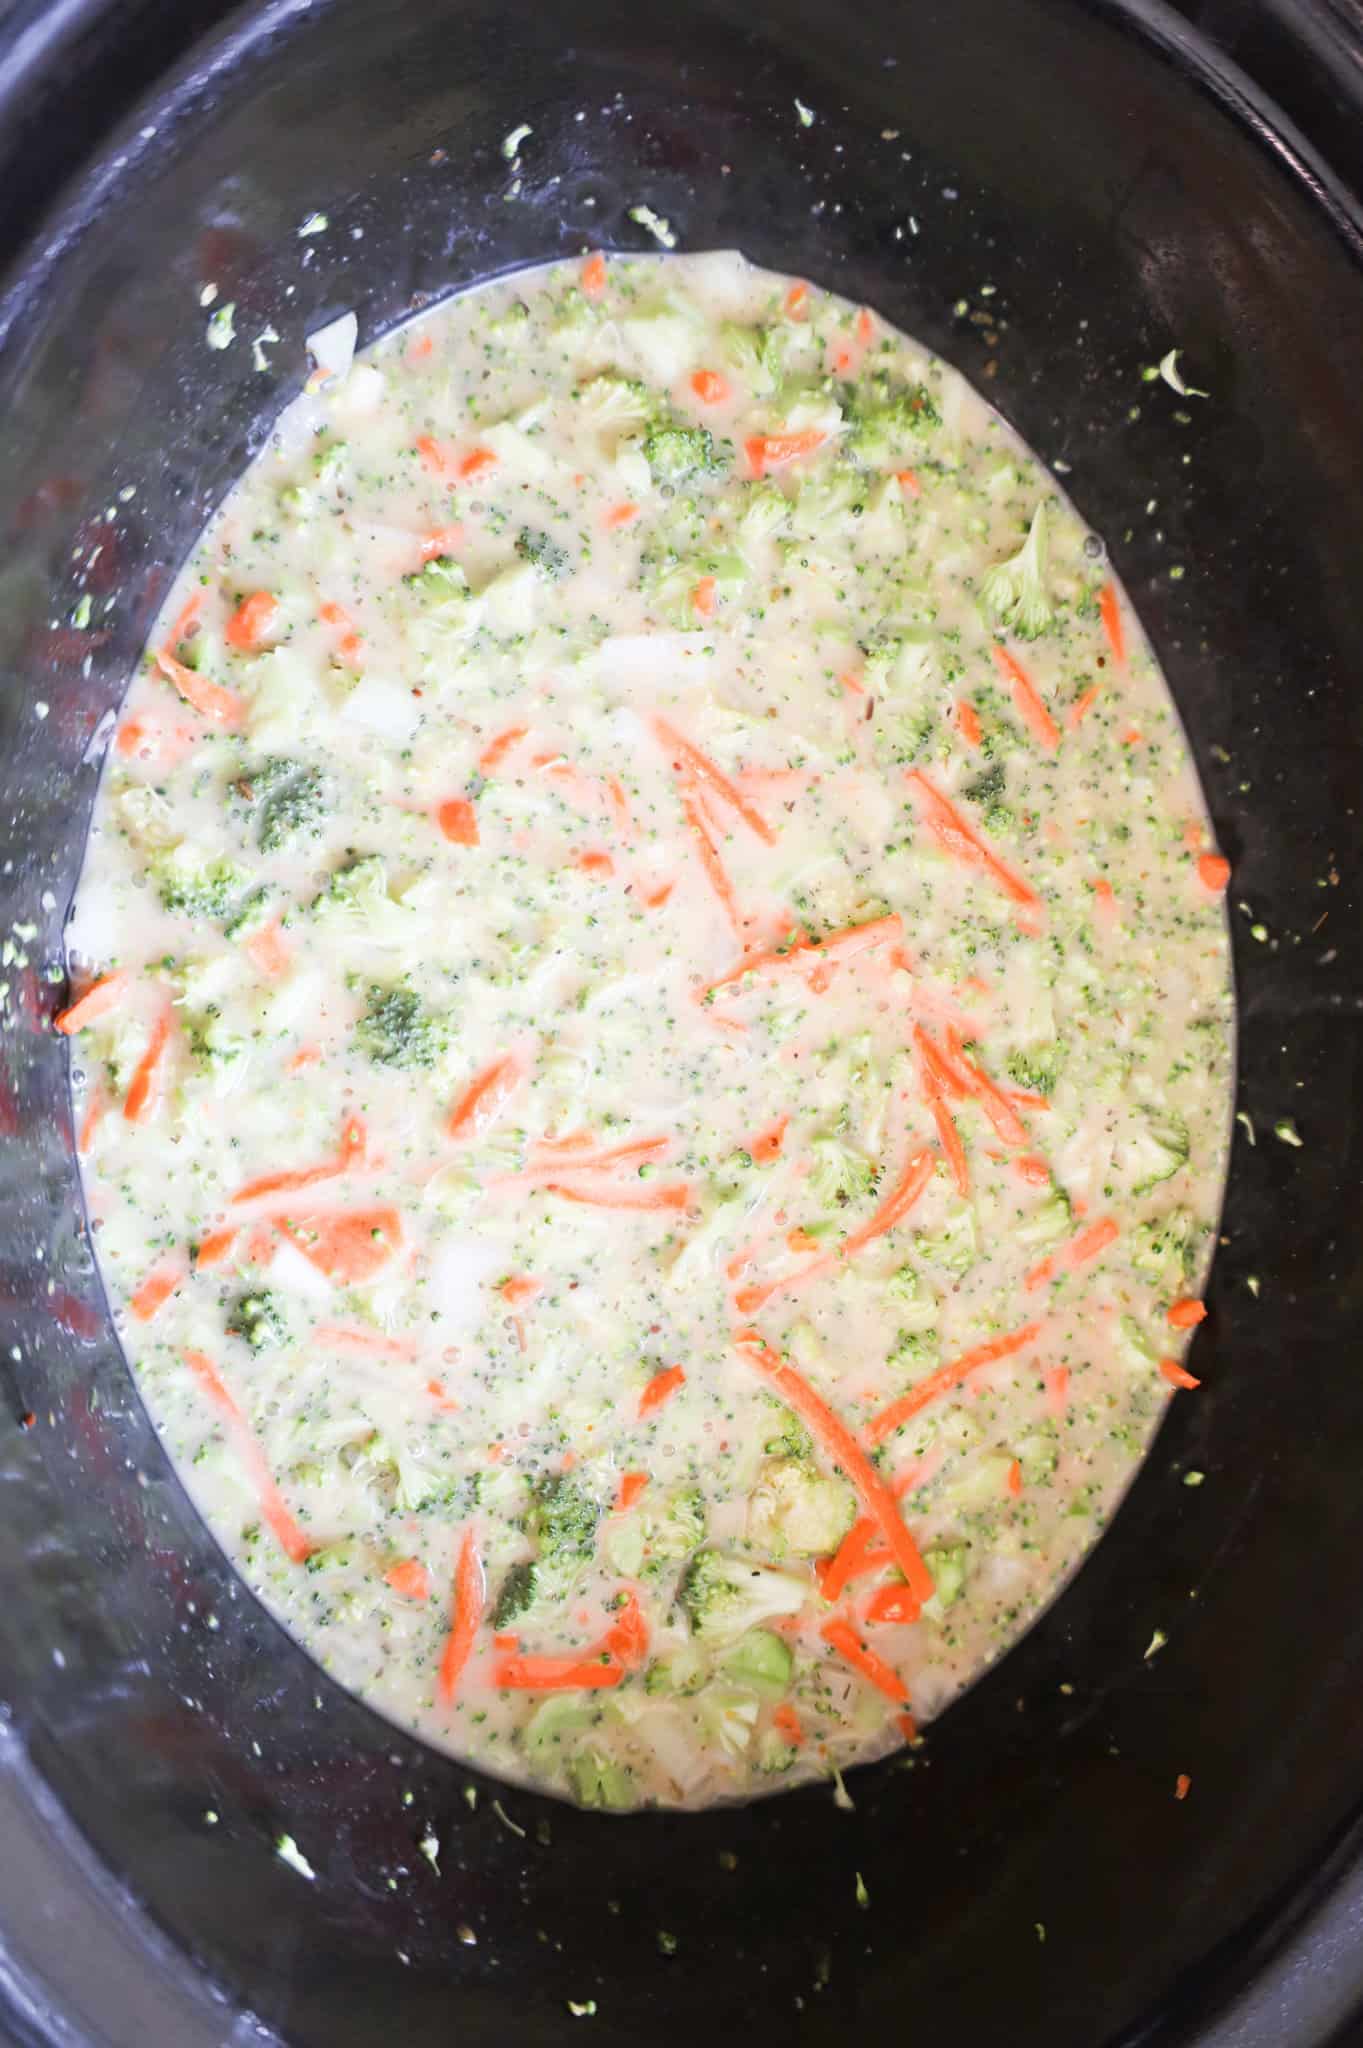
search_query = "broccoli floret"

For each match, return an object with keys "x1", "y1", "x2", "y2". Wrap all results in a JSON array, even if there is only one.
[
  {"x1": 523, "y1": 1694, "x2": 596, "y2": 1762},
  {"x1": 719, "y1": 321, "x2": 786, "y2": 396},
  {"x1": 312, "y1": 438, "x2": 348, "y2": 482},
  {"x1": 1124, "y1": 1107, "x2": 1191, "y2": 1193},
  {"x1": 884, "y1": 1264, "x2": 938, "y2": 1331},
  {"x1": 566, "y1": 1746, "x2": 635, "y2": 1811},
  {"x1": 233, "y1": 757, "x2": 327, "y2": 853},
  {"x1": 643, "y1": 1642, "x2": 708, "y2": 1696},
  {"x1": 888, "y1": 1330, "x2": 940, "y2": 1375},
  {"x1": 720, "y1": 1630, "x2": 793, "y2": 1697},
  {"x1": 737, "y1": 481, "x2": 791, "y2": 545},
  {"x1": 843, "y1": 372, "x2": 941, "y2": 466},
  {"x1": 151, "y1": 845, "x2": 253, "y2": 922},
  {"x1": 747, "y1": 1459, "x2": 856, "y2": 1560},
  {"x1": 1116, "y1": 1314, "x2": 1160, "y2": 1371},
  {"x1": 964, "y1": 762, "x2": 1006, "y2": 807},
  {"x1": 402, "y1": 553, "x2": 471, "y2": 605},
  {"x1": 679, "y1": 1551, "x2": 808, "y2": 1644},
  {"x1": 1016, "y1": 1188, "x2": 1073, "y2": 1248},
  {"x1": 515, "y1": 527, "x2": 571, "y2": 580},
  {"x1": 183, "y1": 1006, "x2": 248, "y2": 1077},
  {"x1": 231, "y1": 1290, "x2": 287, "y2": 1353},
  {"x1": 353, "y1": 982, "x2": 448, "y2": 1070},
  {"x1": 309, "y1": 853, "x2": 390, "y2": 923},
  {"x1": 808, "y1": 1134, "x2": 876, "y2": 1211},
  {"x1": 527, "y1": 1473, "x2": 602, "y2": 1571},
  {"x1": 1130, "y1": 1207, "x2": 1196, "y2": 1291},
  {"x1": 979, "y1": 501, "x2": 1054, "y2": 639},
  {"x1": 757, "y1": 1726, "x2": 800, "y2": 1773},
  {"x1": 1007, "y1": 1044, "x2": 1063, "y2": 1095},
  {"x1": 574, "y1": 374, "x2": 655, "y2": 430},
  {"x1": 698, "y1": 1683, "x2": 761, "y2": 1759},
  {"x1": 491, "y1": 1560, "x2": 541, "y2": 1631},
  {"x1": 648, "y1": 1486, "x2": 708, "y2": 1563},
  {"x1": 643, "y1": 423, "x2": 727, "y2": 486},
  {"x1": 923, "y1": 1544, "x2": 969, "y2": 1614},
  {"x1": 223, "y1": 887, "x2": 273, "y2": 942},
  {"x1": 914, "y1": 1201, "x2": 979, "y2": 1275},
  {"x1": 763, "y1": 1397, "x2": 813, "y2": 1461}
]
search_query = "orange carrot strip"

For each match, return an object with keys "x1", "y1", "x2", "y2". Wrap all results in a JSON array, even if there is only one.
[
  {"x1": 457, "y1": 446, "x2": 497, "y2": 480},
  {"x1": 604, "y1": 501, "x2": 639, "y2": 529},
  {"x1": 313, "y1": 1324, "x2": 419, "y2": 1361},
  {"x1": 286, "y1": 1044, "x2": 320, "y2": 1074},
  {"x1": 690, "y1": 369, "x2": 731, "y2": 404},
  {"x1": 735, "y1": 1328, "x2": 934, "y2": 1604},
  {"x1": 772, "y1": 1703, "x2": 805, "y2": 1747},
  {"x1": 1025, "y1": 1214, "x2": 1119, "y2": 1291},
  {"x1": 386, "y1": 1559, "x2": 430, "y2": 1600},
  {"x1": 1006, "y1": 1458, "x2": 1024, "y2": 1497},
  {"x1": 748, "y1": 1115, "x2": 789, "y2": 1164},
  {"x1": 639, "y1": 1364, "x2": 686, "y2": 1417},
  {"x1": 929, "y1": 1096, "x2": 970, "y2": 1196},
  {"x1": 1091, "y1": 877, "x2": 1118, "y2": 920},
  {"x1": 77, "y1": 1082, "x2": 108, "y2": 1155},
  {"x1": 129, "y1": 1258, "x2": 183, "y2": 1323},
  {"x1": 448, "y1": 1052, "x2": 524, "y2": 1141},
  {"x1": 866, "y1": 1322, "x2": 1044, "y2": 1446},
  {"x1": 526, "y1": 1135, "x2": 670, "y2": 1178},
  {"x1": 479, "y1": 724, "x2": 528, "y2": 773},
  {"x1": 1160, "y1": 1357, "x2": 1201, "y2": 1391},
  {"x1": 573, "y1": 848, "x2": 615, "y2": 878},
  {"x1": 817, "y1": 1517, "x2": 883, "y2": 1602},
  {"x1": 581, "y1": 251, "x2": 607, "y2": 298},
  {"x1": 616, "y1": 1472, "x2": 649, "y2": 1513},
  {"x1": 864, "y1": 1582, "x2": 922, "y2": 1627},
  {"x1": 905, "y1": 769, "x2": 1042, "y2": 926},
  {"x1": 1045, "y1": 1365, "x2": 1070, "y2": 1418},
  {"x1": 678, "y1": 784, "x2": 745, "y2": 937},
  {"x1": 437, "y1": 797, "x2": 479, "y2": 845},
  {"x1": 992, "y1": 643, "x2": 1060, "y2": 753},
  {"x1": 896, "y1": 468, "x2": 923, "y2": 498},
  {"x1": 415, "y1": 434, "x2": 449, "y2": 475},
  {"x1": 230, "y1": 1117, "x2": 362, "y2": 1205},
  {"x1": 183, "y1": 1348, "x2": 313, "y2": 1562},
  {"x1": 244, "y1": 920, "x2": 290, "y2": 979},
  {"x1": 54, "y1": 970, "x2": 130, "y2": 1035},
  {"x1": 437, "y1": 1525, "x2": 485, "y2": 1703},
  {"x1": 942, "y1": 1028, "x2": 1030, "y2": 1149},
  {"x1": 783, "y1": 281, "x2": 809, "y2": 319},
  {"x1": 123, "y1": 1010, "x2": 170, "y2": 1123},
  {"x1": 856, "y1": 307, "x2": 875, "y2": 345},
  {"x1": 690, "y1": 575, "x2": 717, "y2": 620},
  {"x1": 153, "y1": 648, "x2": 243, "y2": 727},
  {"x1": 225, "y1": 590, "x2": 278, "y2": 653},
  {"x1": 603, "y1": 1591, "x2": 650, "y2": 1671},
  {"x1": 1067, "y1": 685, "x2": 1101, "y2": 730},
  {"x1": 734, "y1": 1144, "x2": 936, "y2": 1314},
  {"x1": 1013, "y1": 1154, "x2": 1051, "y2": 1186},
  {"x1": 195, "y1": 1225, "x2": 238, "y2": 1270},
  {"x1": 167, "y1": 589, "x2": 203, "y2": 649},
  {"x1": 744, "y1": 428, "x2": 826, "y2": 480},
  {"x1": 1197, "y1": 853, "x2": 1230, "y2": 894},
  {"x1": 498, "y1": 1273, "x2": 542, "y2": 1311},
  {"x1": 279, "y1": 1207, "x2": 402, "y2": 1284},
  {"x1": 1168, "y1": 1297, "x2": 1206, "y2": 1329},
  {"x1": 955, "y1": 699, "x2": 983, "y2": 748},
  {"x1": 418, "y1": 525, "x2": 465, "y2": 562},
  {"x1": 492, "y1": 1652, "x2": 623, "y2": 1691},
  {"x1": 706, "y1": 913, "x2": 901, "y2": 999},
  {"x1": 545, "y1": 1181, "x2": 691, "y2": 1213},
  {"x1": 653, "y1": 716, "x2": 776, "y2": 844},
  {"x1": 820, "y1": 1617, "x2": 909, "y2": 1702},
  {"x1": 318, "y1": 600, "x2": 354, "y2": 629},
  {"x1": 1099, "y1": 581, "x2": 1126, "y2": 667}
]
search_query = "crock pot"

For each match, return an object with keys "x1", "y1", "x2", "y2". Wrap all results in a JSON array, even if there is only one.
[{"x1": 1, "y1": 2, "x2": 1362, "y2": 2042}]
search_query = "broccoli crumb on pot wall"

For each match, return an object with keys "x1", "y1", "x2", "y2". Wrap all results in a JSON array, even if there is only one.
[{"x1": 65, "y1": 250, "x2": 1233, "y2": 1810}]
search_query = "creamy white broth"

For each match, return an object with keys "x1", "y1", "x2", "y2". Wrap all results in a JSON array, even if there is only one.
[{"x1": 66, "y1": 251, "x2": 1233, "y2": 1811}]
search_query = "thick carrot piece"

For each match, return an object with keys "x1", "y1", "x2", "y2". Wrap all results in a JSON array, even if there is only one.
[
  {"x1": 1197, "y1": 852, "x2": 1231, "y2": 894},
  {"x1": 225, "y1": 589, "x2": 278, "y2": 652},
  {"x1": 653, "y1": 716, "x2": 776, "y2": 845},
  {"x1": 735, "y1": 1329, "x2": 934, "y2": 1605},
  {"x1": 735, "y1": 1144, "x2": 935, "y2": 1314},
  {"x1": 955, "y1": 699, "x2": 983, "y2": 748},
  {"x1": 437, "y1": 1525, "x2": 485, "y2": 1703},
  {"x1": 195, "y1": 1225, "x2": 238, "y2": 1270},
  {"x1": 1099, "y1": 581, "x2": 1126, "y2": 667},
  {"x1": 603, "y1": 1591, "x2": 650, "y2": 1671},
  {"x1": 604, "y1": 501, "x2": 639, "y2": 530},
  {"x1": 129, "y1": 1258, "x2": 183, "y2": 1323},
  {"x1": 545, "y1": 1181, "x2": 691, "y2": 1212},
  {"x1": 783, "y1": 281, "x2": 809, "y2": 319},
  {"x1": 581, "y1": 251, "x2": 608, "y2": 298},
  {"x1": 817, "y1": 1517, "x2": 883, "y2": 1602},
  {"x1": 458, "y1": 446, "x2": 497, "y2": 480},
  {"x1": 123, "y1": 1010, "x2": 170, "y2": 1124},
  {"x1": 437, "y1": 797, "x2": 479, "y2": 846},
  {"x1": 616, "y1": 1472, "x2": 649, "y2": 1513},
  {"x1": 279, "y1": 1207, "x2": 403, "y2": 1284},
  {"x1": 772, "y1": 1703, "x2": 805, "y2": 1747},
  {"x1": 183, "y1": 1348, "x2": 313, "y2": 1563},
  {"x1": 479, "y1": 724, "x2": 528, "y2": 773},
  {"x1": 864, "y1": 1583, "x2": 922, "y2": 1626},
  {"x1": 992, "y1": 643, "x2": 1060, "y2": 752},
  {"x1": 1160, "y1": 1357, "x2": 1202, "y2": 1390},
  {"x1": 867, "y1": 1322, "x2": 1044, "y2": 1446},
  {"x1": 244, "y1": 920, "x2": 290, "y2": 979},
  {"x1": 691, "y1": 369, "x2": 731, "y2": 404},
  {"x1": 690, "y1": 575, "x2": 718, "y2": 621},
  {"x1": 54, "y1": 970, "x2": 129, "y2": 1035},
  {"x1": 905, "y1": 769, "x2": 1042, "y2": 927},
  {"x1": 448, "y1": 1052, "x2": 524, "y2": 1141},
  {"x1": 386, "y1": 1559, "x2": 431, "y2": 1600},
  {"x1": 942, "y1": 1029, "x2": 1030, "y2": 1149},
  {"x1": 167, "y1": 589, "x2": 203, "y2": 649},
  {"x1": 820, "y1": 1617, "x2": 909, "y2": 1703},
  {"x1": 639, "y1": 1364, "x2": 686, "y2": 1417},
  {"x1": 153, "y1": 648, "x2": 244, "y2": 728},
  {"x1": 1168, "y1": 1297, "x2": 1206, "y2": 1329}
]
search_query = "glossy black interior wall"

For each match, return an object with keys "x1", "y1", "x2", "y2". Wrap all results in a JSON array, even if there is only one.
[{"x1": 0, "y1": 3, "x2": 1362, "y2": 2044}]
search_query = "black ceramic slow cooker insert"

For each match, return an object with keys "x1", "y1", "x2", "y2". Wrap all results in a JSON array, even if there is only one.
[{"x1": 1, "y1": 2, "x2": 1362, "y2": 2043}]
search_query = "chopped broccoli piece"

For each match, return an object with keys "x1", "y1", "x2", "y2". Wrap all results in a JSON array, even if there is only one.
[
  {"x1": 643, "y1": 423, "x2": 727, "y2": 486},
  {"x1": 312, "y1": 438, "x2": 348, "y2": 482},
  {"x1": 888, "y1": 1330, "x2": 939, "y2": 1375},
  {"x1": 643, "y1": 1642, "x2": 708, "y2": 1696},
  {"x1": 720, "y1": 1630, "x2": 793, "y2": 1697},
  {"x1": 648, "y1": 1486, "x2": 708, "y2": 1563},
  {"x1": 404, "y1": 554, "x2": 469, "y2": 603},
  {"x1": 523, "y1": 1694, "x2": 596, "y2": 1763},
  {"x1": 979, "y1": 501, "x2": 1054, "y2": 639},
  {"x1": 233, "y1": 757, "x2": 327, "y2": 853},
  {"x1": 231, "y1": 1290, "x2": 287, "y2": 1353},
  {"x1": 491, "y1": 1560, "x2": 541, "y2": 1631},
  {"x1": 964, "y1": 762, "x2": 1006, "y2": 807},
  {"x1": 1124, "y1": 1107, "x2": 1191, "y2": 1193},
  {"x1": 884, "y1": 1264, "x2": 938, "y2": 1331},
  {"x1": 353, "y1": 982, "x2": 449, "y2": 1070},
  {"x1": 763, "y1": 1397, "x2": 813, "y2": 1461},
  {"x1": 808, "y1": 1134, "x2": 876, "y2": 1210},
  {"x1": 923, "y1": 1544, "x2": 968, "y2": 1614},
  {"x1": 223, "y1": 887, "x2": 273, "y2": 942},
  {"x1": 1130, "y1": 1207, "x2": 1196, "y2": 1291},
  {"x1": 1007, "y1": 1043, "x2": 1063, "y2": 1094},
  {"x1": 1116, "y1": 1315, "x2": 1160, "y2": 1371},
  {"x1": 843, "y1": 372, "x2": 941, "y2": 466},
  {"x1": 309, "y1": 853, "x2": 390, "y2": 923},
  {"x1": 737, "y1": 481, "x2": 791, "y2": 545},
  {"x1": 183, "y1": 1006, "x2": 248, "y2": 1076},
  {"x1": 698, "y1": 1684, "x2": 761, "y2": 1759},
  {"x1": 747, "y1": 1458, "x2": 856, "y2": 1560},
  {"x1": 574, "y1": 374, "x2": 655, "y2": 429},
  {"x1": 150, "y1": 845, "x2": 253, "y2": 922},
  {"x1": 719, "y1": 321, "x2": 787, "y2": 396},
  {"x1": 527, "y1": 1473, "x2": 602, "y2": 1571},
  {"x1": 914, "y1": 1201, "x2": 979, "y2": 1275},
  {"x1": 1016, "y1": 1188, "x2": 1072, "y2": 1248},
  {"x1": 757, "y1": 1726, "x2": 800, "y2": 1773},
  {"x1": 516, "y1": 527, "x2": 571, "y2": 580},
  {"x1": 679, "y1": 1551, "x2": 808, "y2": 1643},
  {"x1": 567, "y1": 1746, "x2": 635, "y2": 1810}
]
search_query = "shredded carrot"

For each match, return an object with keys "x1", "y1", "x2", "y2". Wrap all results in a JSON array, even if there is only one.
[
  {"x1": 928, "y1": 1095, "x2": 970, "y2": 1197},
  {"x1": 690, "y1": 575, "x2": 718, "y2": 620},
  {"x1": 896, "y1": 468, "x2": 923, "y2": 498},
  {"x1": 1006, "y1": 1458, "x2": 1024, "y2": 1497},
  {"x1": 478, "y1": 724, "x2": 528, "y2": 773},
  {"x1": 492, "y1": 1651, "x2": 623, "y2": 1691},
  {"x1": 615, "y1": 1472, "x2": 648, "y2": 1513},
  {"x1": 772, "y1": 1702, "x2": 805, "y2": 1747},
  {"x1": 1025, "y1": 1214, "x2": 1119, "y2": 1291},
  {"x1": 572, "y1": 848, "x2": 615, "y2": 880},
  {"x1": 183, "y1": 1348, "x2": 313, "y2": 1562},
  {"x1": 167, "y1": 589, "x2": 203, "y2": 649},
  {"x1": 1013, "y1": 1154, "x2": 1051, "y2": 1186},
  {"x1": 1067, "y1": 685, "x2": 1101, "y2": 730},
  {"x1": 744, "y1": 428, "x2": 826, "y2": 479},
  {"x1": 1045, "y1": 1364, "x2": 1070, "y2": 1419},
  {"x1": 581, "y1": 250, "x2": 607, "y2": 298},
  {"x1": 244, "y1": 920, "x2": 290, "y2": 979},
  {"x1": 436, "y1": 796, "x2": 479, "y2": 846},
  {"x1": 748, "y1": 1114, "x2": 789, "y2": 1165},
  {"x1": 855, "y1": 307, "x2": 875, "y2": 345},
  {"x1": 603, "y1": 1590, "x2": 650, "y2": 1671},
  {"x1": 230, "y1": 1115, "x2": 363, "y2": 1205},
  {"x1": 437, "y1": 1525, "x2": 485, "y2": 1702},
  {"x1": 652, "y1": 716, "x2": 776, "y2": 845},
  {"x1": 77, "y1": 1082, "x2": 108, "y2": 1155},
  {"x1": 457, "y1": 446, "x2": 497, "y2": 480},
  {"x1": 526, "y1": 1134, "x2": 670, "y2": 1176},
  {"x1": 604, "y1": 501, "x2": 639, "y2": 529},
  {"x1": 153, "y1": 647, "x2": 243, "y2": 727},
  {"x1": 783, "y1": 281, "x2": 809, "y2": 319},
  {"x1": 820, "y1": 1617, "x2": 909, "y2": 1702},
  {"x1": 905, "y1": 769, "x2": 1042, "y2": 927},
  {"x1": 940, "y1": 1027, "x2": 1030, "y2": 1149},
  {"x1": 545, "y1": 1181, "x2": 691, "y2": 1213},
  {"x1": 1167, "y1": 1297, "x2": 1206, "y2": 1329},
  {"x1": 129, "y1": 1258, "x2": 183, "y2": 1323},
  {"x1": 195, "y1": 1225, "x2": 238, "y2": 1270},
  {"x1": 992, "y1": 643, "x2": 1060, "y2": 753},
  {"x1": 448, "y1": 1052, "x2": 524, "y2": 1141},
  {"x1": 785, "y1": 1227, "x2": 820, "y2": 1255},
  {"x1": 1091, "y1": 877, "x2": 1118, "y2": 921},
  {"x1": 415, "y1": 435, "x2": 448, "y2": 474},
  {"x1": 1197, "y1": 852, "x2": 1230, "y2": 894},
  {"x1": 678, "y1": 783, "x2": 744, "y2": 937},
  {"x1": 863, "y1": 1583, "x2": 921, "y2": 1627},
  {"x1": 385, "y1": 1558, "x2": 430, "y2": 1600},
  {"x1": 706, "y1": 912, "x2": 901, "y2": 1000},
  {"x1": 690, "y1": 368, "x2": 731, "y2": 404},
  {"x1": 1160, "y1": 1357, "x2": 1201, "y2": 1390},
  {"x1": 1099, "y1": 581, "x2": 1126, "y2": 667},
  {"x1": 279, "y1": 1207, "x2": 402, "y2": 1284},
  {"x1": 639, "y1": 1365, "x2": 686, "y2": 1417},
  {"x1": 54, "y1": 970, "x2": 129, "y2": 1035},
  {"x1": 735, "y1": 1329, "x2": 934, "y2": 1604},
  {"x1": 123, "y1": 1010, "x2": 170, "y2": 1123},
  {"x1": 817, "y1": 1518, "x2": 882, "y2": 1602},
  {"x1": 225, "y1": 589, "x2": 278, "y2": 653},
  {"x1": 867, "y1": 1323, "x2": 1044, "y2": 1446},
  {"x1": 312, "y1": 1324, "x2": 418, "y2": 1361},
  {"x1": 498, "y1": 1273, "x2": 541, "y2": 1311},
  {"x1": 735, "y1": 1143, "x2": 936, "y2": 1314},
  {"x1": 1175, "y1": 1773, "x2": 1192, "y2": 1801},
  {"x1": 955, "y1": 699, "x2": 983, "y2": 748}
]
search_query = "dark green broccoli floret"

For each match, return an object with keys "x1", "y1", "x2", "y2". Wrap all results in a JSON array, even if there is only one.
[
  {"x1": 515, "y1": 527, "x2": 571, "y2": 579},
  {"x1": 234, "y1": 758, "x2": 327, "y2": 854},
  {"x1": 843, "y1": 373, "x2": 942, "y2": 465},
  {"x1": 491, "y1": 1561, "x2": 541, "y2": 1630},
  {"x1": 527, "y1": 1473, "x2": 602, "y2": 1569},
  {"x1": 643, "y1": 424, "x2": 727, "y2": 486},
  {"x1": 231, "y1": 1291, "x2": 287, "y2": 1352},
  {"x1": 1008, "y1": 1044, "x2": 1063, "y2": 1094},
  {"x1": 353, "y1": 983, "x2": 448, "y2": 1070},
  {"x1": 964, "y1": 763, "x2": 1006, "y2": 806}
]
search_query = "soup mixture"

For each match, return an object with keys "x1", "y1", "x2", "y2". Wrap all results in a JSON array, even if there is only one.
[{"x1": 62, "y1": 251, "x2": 1233, "y2": 1810}]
